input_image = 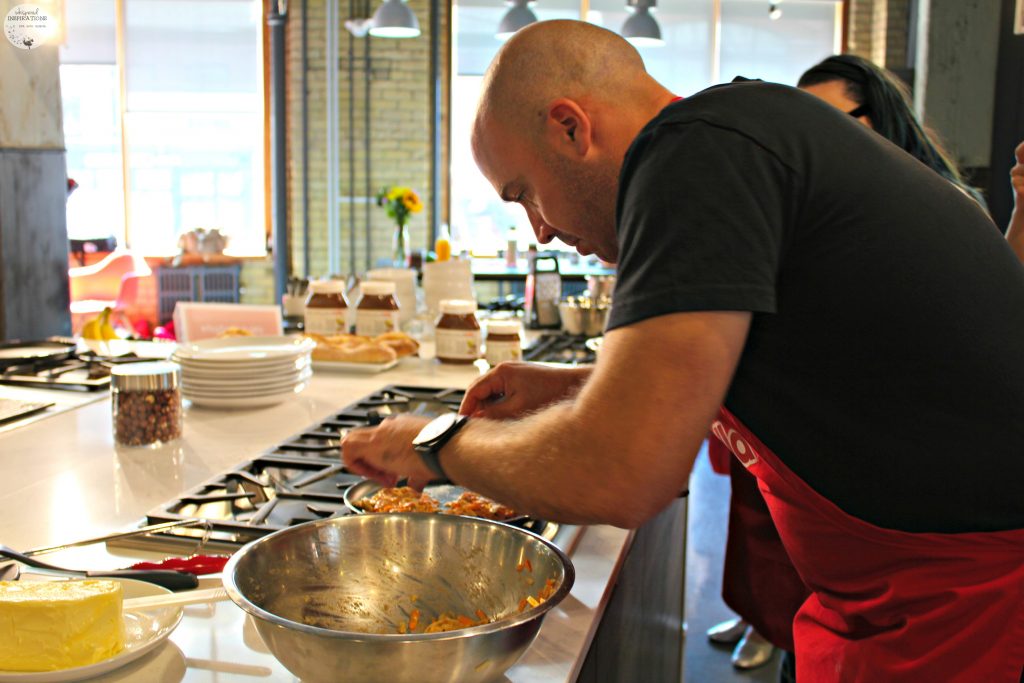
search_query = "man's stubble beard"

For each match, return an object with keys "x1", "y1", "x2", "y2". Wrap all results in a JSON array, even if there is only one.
[{"x1": 550, "y1": 153, "x2": 620, "y2": 261}]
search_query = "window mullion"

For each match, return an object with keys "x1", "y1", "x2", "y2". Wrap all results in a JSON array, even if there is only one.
[{"x1": 115, "y1": 0, "x2": 131, "y2": 247}]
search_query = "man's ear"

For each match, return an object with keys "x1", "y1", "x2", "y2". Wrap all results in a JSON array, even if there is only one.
[{"x1": 545, "y1": 98, "x2": 592, "y2": 156}]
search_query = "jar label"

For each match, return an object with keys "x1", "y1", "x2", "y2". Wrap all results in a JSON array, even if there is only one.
[
  {"x1": 485, "y1": 339, "x2": 522, "y2": 365},
  {"x1": 356, "y1": 310, "x2": 400, "y2": 337},
  {"x1": 436, "y1": 328, "x2": 481, "y2": 360},
  {"x1": 305, "y1": 308, "x2": 348, "y2": 335}
]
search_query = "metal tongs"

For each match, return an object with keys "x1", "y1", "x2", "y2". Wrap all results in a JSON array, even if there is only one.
[{"x1": 0, "y1": 519, "x2": 216, "y2": 590}]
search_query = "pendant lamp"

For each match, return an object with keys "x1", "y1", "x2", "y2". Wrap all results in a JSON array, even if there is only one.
[
  {"x1": 496, "y1": 0, "x2": 538, "y2": 41},
  {"x1": 369, "y1": 0, "x2": 421, "y2": 38},
  {"x1": 621, "y1": 0, "x2": 664, "y2": 47}
]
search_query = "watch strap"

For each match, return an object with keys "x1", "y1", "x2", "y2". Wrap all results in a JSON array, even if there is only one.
[{"x1": 413, "y1": 414, "x2": 469, "y2": 480}]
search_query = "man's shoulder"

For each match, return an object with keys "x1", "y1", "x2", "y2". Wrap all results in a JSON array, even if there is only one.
[{"x1": 658, "y1": 79, "x2": 822, "y2": 129}]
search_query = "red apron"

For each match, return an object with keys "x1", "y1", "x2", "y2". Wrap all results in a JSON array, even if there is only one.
[
  {"x1": 710, "y1": 437, "x2": 809, "y2": 651},
  {"x1": 710, "y1": 406, "x2": 1024, "y2": 682}
]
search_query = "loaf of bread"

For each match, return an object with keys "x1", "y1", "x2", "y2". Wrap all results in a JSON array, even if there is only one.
[
  {"x1": 0, "y1": 579, "x2": 125, "y2": 672},
  {"x1": 305, "y1": 331, "x2": 417, "y2": 364},
  {"x1": 373, "y1": 331, "x2": 420, "y2": 358},
  {"x1": 313, "y1": 341, "x2": 397, "y2": 364}
]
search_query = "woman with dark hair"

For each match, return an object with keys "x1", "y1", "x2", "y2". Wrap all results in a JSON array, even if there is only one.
[{"x1": 797, "y1": 54, "x2": 985, "y2": 206}]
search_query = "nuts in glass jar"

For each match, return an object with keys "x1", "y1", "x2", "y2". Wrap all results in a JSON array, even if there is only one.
[{"x1": 111, "y1": 362, "x2": 183, "y2": 448}]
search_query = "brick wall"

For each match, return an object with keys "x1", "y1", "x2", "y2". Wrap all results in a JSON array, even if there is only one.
[
  {"x1": 240, "y1": 259, "x2": 276, "y2": 305},
  {"x1": 847, "y1": 0, "x2": 875, "y2": 58},
  {"x1": 284, "y1": 0, "x2": 449, "y2": 283},
  {"x1": 846, "y1": 0, "x2": 912, "y2": 69}
]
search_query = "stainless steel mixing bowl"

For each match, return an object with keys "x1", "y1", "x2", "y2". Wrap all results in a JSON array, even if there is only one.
[{"x1": 223, "y1": 513, "x2": 574, "y2": 683}]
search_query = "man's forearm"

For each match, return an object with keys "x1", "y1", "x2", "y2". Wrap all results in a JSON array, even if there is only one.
[{"x1": 441, "y1": 400, "x2": 638, "y2": 526}]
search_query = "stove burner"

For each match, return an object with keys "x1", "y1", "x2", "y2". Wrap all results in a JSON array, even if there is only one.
[
  {"x1": 0, "y1": 350, "x2": 152, "y2": 391},
  {"x1": 110, "y1": 385, "x2": 564, "y2": 555},
  {"x1": 523, "y1": 334, "x2": 596, "y2": 365}
]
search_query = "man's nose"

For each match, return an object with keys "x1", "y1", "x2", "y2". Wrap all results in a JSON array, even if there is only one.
[{"x1": 526, "y1": 208, "x2": 555, "y2": 244}]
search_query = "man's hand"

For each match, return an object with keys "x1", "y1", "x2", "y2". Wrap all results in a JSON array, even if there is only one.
[
  {"x1": 1006, "y1": 141, "x2": 1024, "y2": 263},
  {"x1": 460, "y1": 362, "x2": 592, "y2": 419},
  {"x1": 341, "y1": 415, "x2": 434, "y2": 490}
]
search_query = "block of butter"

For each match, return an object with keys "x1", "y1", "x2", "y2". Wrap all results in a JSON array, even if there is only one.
[{"x1": 0, "y1": 580, "x2": 125, "y2": 672}]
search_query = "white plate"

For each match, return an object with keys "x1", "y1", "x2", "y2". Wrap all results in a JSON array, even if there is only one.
[
  {"x1": 0, "y1": 578, "x2": 183, "y2": 682},
  {"x1": 173, "y1": 336, "x2": 315, "y2": 362},
  {"x1": 181, "y1": 368, "x2": 312, "y2": 390},
  {"x1": 172, "y1": 352, "x2": 312, "y2": 370},
  {"x1": 311, "y1": 358, "x2": 399, "y2": 374},
  {"x1": 185, "y1": 381, "x2": 309, "y2": 408},
  {"x1": 182, "y1": 382, "x2": 307, "y2": 397}
]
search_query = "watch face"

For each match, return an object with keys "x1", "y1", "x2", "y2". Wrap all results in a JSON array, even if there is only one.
[{"x1": 416, "y1": 412, "x2": 458, "y2": 445}]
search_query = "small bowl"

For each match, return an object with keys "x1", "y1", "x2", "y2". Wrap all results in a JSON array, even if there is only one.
[
  {"x1": 558, "y1": 296, "x2": 610, "y2": 337},
  {"x1": 223, "y1": 513, "x2": 574, "y2": 683}
]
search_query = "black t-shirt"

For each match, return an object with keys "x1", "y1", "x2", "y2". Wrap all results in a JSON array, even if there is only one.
[{"x1": 609, "y1": 80, "x2": 1024, "y2": 533}]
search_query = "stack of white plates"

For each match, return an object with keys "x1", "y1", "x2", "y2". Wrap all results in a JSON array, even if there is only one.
[{"x1": 171, "y1": 336, "x2": 315, "y2": 409}]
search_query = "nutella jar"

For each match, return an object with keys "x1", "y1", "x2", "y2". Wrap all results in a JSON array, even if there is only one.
[
  {"x1": 355, "y1": 281, "x2": 400, "y2": 336},
  {"x1": 435, "y1": 299, "x2": 481, "y2": 364},
  {"x1": 484, "y1": 319, "x2": 522, "y2": 366},
  {"x1": 111, "y1": 362, "x2": 182, "y2": 448},
  {"x1": 304, "y1": 280, "x2": 348, "y2": 335}
]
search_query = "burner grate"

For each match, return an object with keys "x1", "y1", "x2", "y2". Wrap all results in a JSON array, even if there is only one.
[
  {"x1": 0, "y1": 351, "x2": 153, "y2": 391},
  {"x1": 523, "y1": 334, "x2": 596, "y2": 365},
  {"x1": 106, "y1": 385, "x2": 580, "y2": 556}
]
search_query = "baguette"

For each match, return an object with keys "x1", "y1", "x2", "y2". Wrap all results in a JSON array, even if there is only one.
[
  {"x1": 312, "y1": 341, "x2": 397, "y2": 364},
  {"x1": 373, "y1": 332, "x2": 419, "y2": 358}
]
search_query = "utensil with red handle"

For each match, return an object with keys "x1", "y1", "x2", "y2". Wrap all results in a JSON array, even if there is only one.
[{"x1": 0, "y1": 544, "x2": 198, "y2": 591}]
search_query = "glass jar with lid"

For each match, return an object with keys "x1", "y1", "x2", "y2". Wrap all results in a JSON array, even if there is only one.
[
  {"x1": 484, "y1": 319, "x2": 522, "y2": 366},
  {"x1": 435, "y1": 299, "x2": 481, "y2": 364},
  {"x1": 355, "y1": 281, "x2": 400, "y2": 336},
  {"x1": 304, "y1": 280, "x2": 349, "y2": 335},
  {"x1": 111, "y1": 361, "x2": 183, "y2": 448}
]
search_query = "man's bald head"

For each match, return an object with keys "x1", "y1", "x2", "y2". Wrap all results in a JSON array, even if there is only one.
[
  {"x1": 474, "y1": 20, "x2": 653, "y2": 138},
  {"x1": 469, "y1": 20, "x2": 675, "y2": 263}
]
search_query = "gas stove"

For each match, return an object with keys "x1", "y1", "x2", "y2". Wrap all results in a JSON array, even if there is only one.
[
  {"x1": 111, "y1": 385, "x2": 563, "y2": 555},
  {"x1": 0, "y1": 351, "x2": 146, "y2": 391},
  {"x1": 523, "y1": 333, "x2": 597, "y2": 365}
]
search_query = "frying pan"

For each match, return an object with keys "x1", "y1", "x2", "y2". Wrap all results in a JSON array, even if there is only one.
[
  {"x1": 343, "y1": 480, "x2": 529, "y2": 524},
  {"x1": 0, "y1": 339, "x2": 77, "y2": 370}
]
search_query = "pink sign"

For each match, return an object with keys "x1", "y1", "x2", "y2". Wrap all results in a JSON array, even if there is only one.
[{"x1": 173, "y1": 303, "x2": 283, "y2": 342}]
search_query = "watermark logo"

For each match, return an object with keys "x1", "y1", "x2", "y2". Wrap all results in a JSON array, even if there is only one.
[{"x1": 5, "y1": 4, "x2": 55, "y2": 50}]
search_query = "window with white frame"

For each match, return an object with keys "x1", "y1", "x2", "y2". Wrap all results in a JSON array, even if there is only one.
[
  {"x1": 450, "y1": 0, "x2": 841, "y2": 256},
  {"x1": 60, "y1": 0, "x2": 266, "y2": 256}
]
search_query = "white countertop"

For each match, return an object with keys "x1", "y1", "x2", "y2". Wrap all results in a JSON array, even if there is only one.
[{"x1": 0, "y1": 357, "x2": 631, "y2": 682}]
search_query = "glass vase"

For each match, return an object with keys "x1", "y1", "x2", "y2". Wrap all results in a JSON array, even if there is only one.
[{"x1": 392, "y1": 224, "x2": 409, "y2": 268}]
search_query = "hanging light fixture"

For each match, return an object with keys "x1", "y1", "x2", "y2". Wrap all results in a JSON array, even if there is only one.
[
  {"x1": 368, "y1": 0, "x2": 420, "y2": 38},
  {"x1": 621, "y1": 0, "x2": 664, "y2": 47},
  {"x1": 496, "y1": 0, "x2": 538, "y2": 41},
  {"x1": 769, "y1": 2, "x2": 783, "y2": 20}
]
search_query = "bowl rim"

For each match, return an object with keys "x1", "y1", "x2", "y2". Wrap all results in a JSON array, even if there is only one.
[{"x1": 222, "y1": 512, "x2": 576, "y2": 642}]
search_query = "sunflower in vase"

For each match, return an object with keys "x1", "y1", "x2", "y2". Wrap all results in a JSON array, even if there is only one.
[{"x1": 376, "y1": 186, "x2": 423, "y2": 267}]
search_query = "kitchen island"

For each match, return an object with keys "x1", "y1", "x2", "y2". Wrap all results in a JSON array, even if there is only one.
[{"x1": 0, "y1": 357, "x2": 686, "y2": 682}]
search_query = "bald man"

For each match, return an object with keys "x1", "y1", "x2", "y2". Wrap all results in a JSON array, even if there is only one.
[{"x1": 342, "y1": 20, "x2": 1024, "y2": 682}]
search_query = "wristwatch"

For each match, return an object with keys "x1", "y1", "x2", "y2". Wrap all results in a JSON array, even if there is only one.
[{"x1": 412, "y1": 413, "x2": 469, "y2": 480}]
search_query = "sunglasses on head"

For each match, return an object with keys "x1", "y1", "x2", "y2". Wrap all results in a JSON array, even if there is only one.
[{"x1": 847, "y1": 104, "x2": 870, "y2": 119}]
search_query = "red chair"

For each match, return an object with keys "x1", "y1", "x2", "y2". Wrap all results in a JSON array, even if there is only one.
[{"x1": 68, "y1": 250, "x2": 152, "y2": 334}]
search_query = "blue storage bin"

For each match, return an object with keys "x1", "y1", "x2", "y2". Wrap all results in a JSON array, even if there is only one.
[{"x1": 156, "y1": 264, "x2": 240, "y2": 324}]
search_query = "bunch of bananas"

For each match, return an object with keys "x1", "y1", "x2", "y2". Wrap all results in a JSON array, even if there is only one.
[{"x1": 82, "y1": 307, "x2": 119, "y2": 341}]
